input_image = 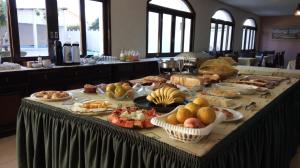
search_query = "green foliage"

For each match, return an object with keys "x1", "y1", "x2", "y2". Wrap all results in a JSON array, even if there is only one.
[
  {"x1": 67, "y1": 25, "x2": 80, "y2": 31},
  {"x1": 89, "y1": 18, "x2": 99, "y2": 31},
  {"x1": 0, "y1": 0, "x2": 7, "y2": 27}
]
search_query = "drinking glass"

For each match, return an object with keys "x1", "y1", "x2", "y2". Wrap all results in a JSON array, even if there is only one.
[{"x1": 177, "y1": 59, "x2": 184, "y2": 74}]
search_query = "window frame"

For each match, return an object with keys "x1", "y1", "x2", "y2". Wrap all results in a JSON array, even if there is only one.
[
  {"x1": 146, "y1": 0, "x2": 195, "y2": 58},
  {"x1": 209, "y1": 9, "x2": 235, "y2": 55},
  {"x1": 6, "y1": 0, "x2": 111, "y2": 63},
  {"x1": 241, "y1": 18, "x2": 257, "y2": 51}
]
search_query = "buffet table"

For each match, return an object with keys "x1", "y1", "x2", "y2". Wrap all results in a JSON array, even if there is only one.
[{"x1": 17, "y1": 77, "x2": 300, "y2": 168}]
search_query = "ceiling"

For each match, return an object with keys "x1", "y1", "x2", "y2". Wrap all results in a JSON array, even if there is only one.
[{"x1": 218, "y1": 0, "x2": 299, "y2": 16}]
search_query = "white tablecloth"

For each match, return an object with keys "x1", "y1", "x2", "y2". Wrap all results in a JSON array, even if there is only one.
[{"x1": 238, "y1": 57, "x2": 256, "y2": 66}]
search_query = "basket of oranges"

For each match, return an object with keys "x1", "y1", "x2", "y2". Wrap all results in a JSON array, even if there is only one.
[{"x1": 151, "y1": 97, "x2": 225, "y2": 143}]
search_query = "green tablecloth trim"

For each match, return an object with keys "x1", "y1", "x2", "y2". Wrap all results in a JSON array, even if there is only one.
[
  {"x1": 17, "y1": 99, "x2": 201, "y2": 168},
  {"x1": 17, "y1": 81, "x2": 300, "y2": 168}
]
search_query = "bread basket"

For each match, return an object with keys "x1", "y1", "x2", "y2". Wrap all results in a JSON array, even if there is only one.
[{"x1": 151, "y1": 105, "x2": 225, "y2": 143}]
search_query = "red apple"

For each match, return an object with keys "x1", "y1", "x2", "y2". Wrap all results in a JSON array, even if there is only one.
[{"x1": 184, "y1": 118, "x2": 205, "y2": 128}]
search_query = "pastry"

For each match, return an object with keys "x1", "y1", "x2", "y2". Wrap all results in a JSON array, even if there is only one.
[
  {"x1": 84, "y1": 84, "x2": 97, "y2": 93},
  {"x1": 34, "y1": 91, "x2": 70, "y2": 100},
  {"x1": 170, "y1": 74, "x2": 203, "y2": 89},
  {"x1": 151, "y1": 82, "x2": 177, "y2": 90},
  {"x1": 35, "y1": 91, "x2": 47, "y2": 97},
  {"x1": 143, "y1": 76, "x2": 167, "y2": 83},
  {"x1": 198, "y1": 59, "x2": 238, "y2": 78},
  {"x1": 170, "y1": 74, "x2": 220, "y2": 89}
]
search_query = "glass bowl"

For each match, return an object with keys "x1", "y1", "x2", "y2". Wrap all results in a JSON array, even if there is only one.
[{"x1": 105, "y1": 89, "x2": 135, "y2": 101}]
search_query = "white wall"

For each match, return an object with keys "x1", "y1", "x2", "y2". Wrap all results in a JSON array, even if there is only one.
[{"x1": 111, "y1": 0, "x2": 260, "y2": 58}]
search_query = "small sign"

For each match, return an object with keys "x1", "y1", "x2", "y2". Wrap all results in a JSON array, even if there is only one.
[{"x1": 272, "y1": 28, "x2": 300, "y2": 39}]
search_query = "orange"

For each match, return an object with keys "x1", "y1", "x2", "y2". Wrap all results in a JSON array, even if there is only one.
[
  {"x1": 197, "y1": 107, "x2": 216, "y2": 125},
  {"x1": 176, "y1": 107, "x2": 193, "y2": 124},
  {"x1": 166, "y1": 113, "x2": 179, "y2": 125},
  {"x1": 184, "y1": 102, "x2": 200, "y2": 116},
  {"x1": 193, "y1": 97, "x2": 209, "y2": 107}
]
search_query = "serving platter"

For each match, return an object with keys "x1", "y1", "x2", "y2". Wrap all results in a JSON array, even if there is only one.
[
  {"x1": 134, "y1": 96, "x2": 186, "y2": 113},
  {"x1": 70, "y1": 100, "x2": 114, "y2": 116},
  {"x1": 216, "y1": 83, "x2": 268, "y2": 94},
  {"x1": 214, "y1": 107, "x2": 244, "y2": 122},
  {"x1": 30, "y1": 92, "x2": 72, "y2": 102}
]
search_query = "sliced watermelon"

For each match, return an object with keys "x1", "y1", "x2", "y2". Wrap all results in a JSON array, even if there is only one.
[
  {"x1": 134, "y1": 120, "x2": 144, "y2": 128},
  {"x1": 110, "y1": 116, "x2": 120, "y2": 125},
  {"x1": 143, "y1": 120, "x2": 154, "y2": 128},
  {"x1": 123, "y1": 120, "x2": 134, "y2": 128},
  {"x1": 108, "y1": 108, "x2": 157, "y2": 129}
]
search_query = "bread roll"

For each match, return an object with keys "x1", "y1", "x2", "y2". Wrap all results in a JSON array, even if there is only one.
[{"x1": 170, "y1": 74, "x2": 203, "y2": 89}]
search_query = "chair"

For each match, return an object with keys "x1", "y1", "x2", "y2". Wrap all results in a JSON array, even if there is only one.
[
  {"x1": 257, "y1": 52, "x2": 265, "y2": 66},
  {"x1": 263, "y1": 50, "x2": 275, "y2": 67},
  {"x1": 278, "y1": 51, "x2": 285, "y2": 68},
  {"x1": 296, "y1": 53, "x2": 300, "y2": 70},
  {"x1": 272, "y1": 52, "x2": 280, "y2": 67}
]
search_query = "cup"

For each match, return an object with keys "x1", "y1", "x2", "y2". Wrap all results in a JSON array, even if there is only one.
[{"x1": 42, "y1": 59, "x2": 52, "y2": 68}]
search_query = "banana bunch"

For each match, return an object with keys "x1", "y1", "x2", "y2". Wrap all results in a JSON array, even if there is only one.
[{"x1": 146, "y1": 87, "x2": 186, "y2": 106}]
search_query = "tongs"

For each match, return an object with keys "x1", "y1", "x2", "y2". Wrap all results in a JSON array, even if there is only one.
[
  {"x1": 245, "y1": 101, "x2": 256, "y2": 111},
  {"x1": 260, "y1": 91, "x2": 271, "y2": 98}
]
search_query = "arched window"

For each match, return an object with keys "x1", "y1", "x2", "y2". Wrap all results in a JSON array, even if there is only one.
[
  {"x1": 147, "y1": 0, "x2": 195, "y2": 57},
  {"x1": 209, "y1": 9, "x2": 234, "y2": 53},
  {"x1": 241, "y1": 18, "x2": 256, "y2": 51}
]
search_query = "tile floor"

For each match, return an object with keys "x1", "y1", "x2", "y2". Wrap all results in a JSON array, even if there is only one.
[{"x1": 1, "y1": 135, "x2": 300, "y2": 168}]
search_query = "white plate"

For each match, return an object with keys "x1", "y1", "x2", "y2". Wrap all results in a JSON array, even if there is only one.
[
  {"x1": 216, "y1": 83, "x2": 269, "y2": 94},
  {"x1": 215, "y1": 107, "x2": 243, "y2": 122},
  {"x1": 70, "y1": 100, "x2": 114, "y2": 116},
  {"x1": 30, "y1": 92, "x2": 72, "y2": 102},
  {"x1": 216, "y1": 83, "x2": 256, "y2": 95}
]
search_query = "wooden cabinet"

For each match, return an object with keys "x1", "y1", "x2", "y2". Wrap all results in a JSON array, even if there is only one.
[
  {"x1": 111, "y1": 63, "x2": 135, "y2": 82},
  {"x1": 133, "y1": 61, "x2": 159, "y2": 79},
  {"x1": 0, "y1": 92, "x2": 22, "y2": 138},
  {"x1": 111, "y1": 62, "x2": 159, "y2": 82},
  {"x1": 0, "y1": 61, "x2": 159, "y2": 137}
]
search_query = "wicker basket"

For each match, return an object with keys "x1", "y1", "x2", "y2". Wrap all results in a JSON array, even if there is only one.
[{"x1": 151, "y1": 105, "x2": 225, "y2": 143}]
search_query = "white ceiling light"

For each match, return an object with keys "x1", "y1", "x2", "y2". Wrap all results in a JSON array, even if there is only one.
[{"x1": 295, "y1": 3, "x2": 300, "y2": 16}]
